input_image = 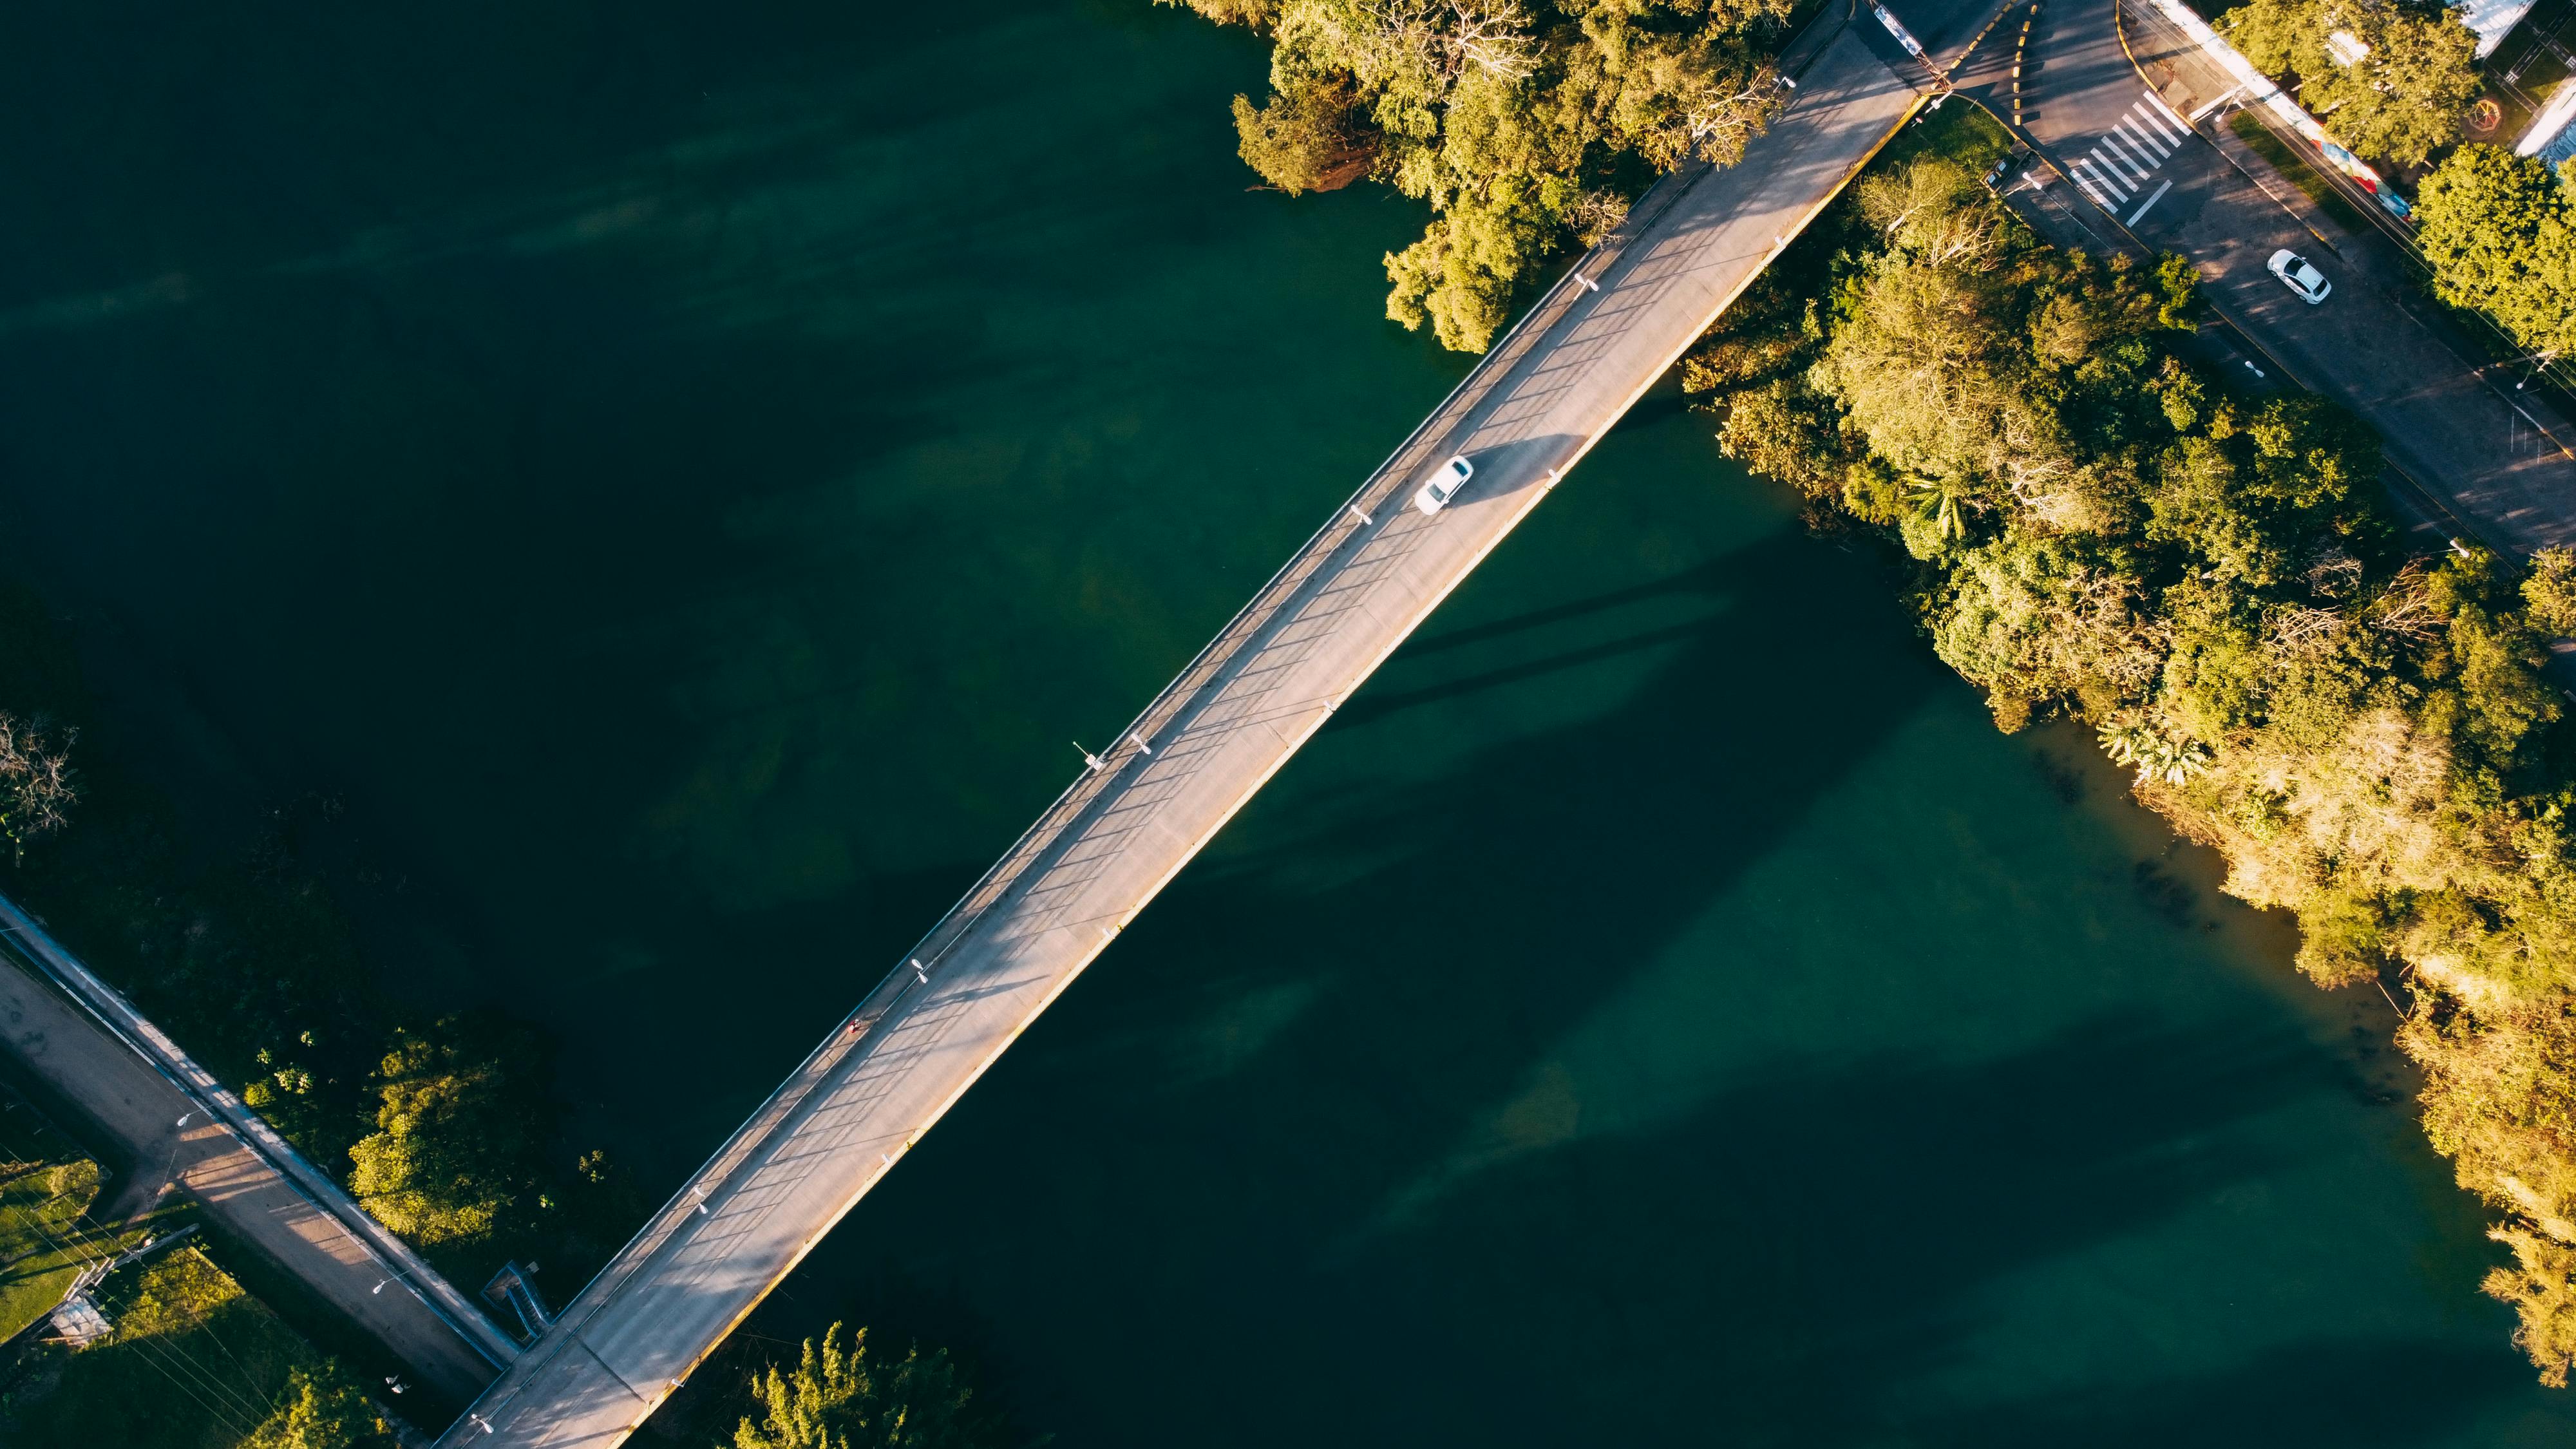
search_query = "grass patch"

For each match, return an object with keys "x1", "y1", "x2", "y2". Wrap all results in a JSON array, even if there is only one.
[
  {"x1": 0, "y1": 1244, "x2": 386, "y2": 1448},
  {"x1": 2228, "y1": 109, "x2": 2373, "y2": 236},
  {"x1": 0, "y1": 1088, "x2": 120, "y2": 1342},
  {"x1": 1882, "y1": 94, "x2": 2015, "y2": 177}
]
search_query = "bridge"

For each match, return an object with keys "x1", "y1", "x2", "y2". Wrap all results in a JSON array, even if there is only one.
[{"x1": 434, "y1": 4, "x2": 1993, "y2": 1441}]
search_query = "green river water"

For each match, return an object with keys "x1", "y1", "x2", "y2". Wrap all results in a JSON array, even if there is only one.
[{"x1": 1, "y1": 1, "x2": 2572, "y2": 1443}]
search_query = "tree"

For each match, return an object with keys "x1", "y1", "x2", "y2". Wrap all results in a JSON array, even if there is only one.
[
  {"x1": 2416, "y1": 145, "x2": 2576, "y2": 361},
  {"x1": 0, "y1": 710, "x2": 75, "y2": 861},
  {"x1": 733, "y1": 1324, "x2": 1000, "y2": 1449},
  {"x1": 1715, "y1": 379, "x2": 1844, "y2": 498},
  {"x1": 1186, "y1": 0, "x2": 1792, "y2": 349},
  {"x1": 243, "y1": 1363, "x2": 396, "y2": 1449},
  {"x1": 2526, "y1": 546, "x2": 2576, "y2": 636},
  {"x1": 1383, "y1": 171, "x2": 1575, "y2": 350},
  {"x1": 2222, "y1": 0, "x2": 2481, "y2": 167},
  {"x1": 1233, "y1": 77, "x2": 1374, "y2": 194},
  {"x1": 346, "y1": 1019, "x2": 536, "y2": 1246},
  {"x1": 1155, "y1": 0, "x2": 1279, "y2": 27}
]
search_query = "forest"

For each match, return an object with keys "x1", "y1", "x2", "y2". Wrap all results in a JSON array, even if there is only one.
[{"x1": 1686, "y1": 112, "x2": 2576, "y2": 1383}]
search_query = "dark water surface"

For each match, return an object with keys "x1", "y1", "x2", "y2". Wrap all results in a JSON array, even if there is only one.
[{"x1": 1, "y1": 1, "x2": 2571, "y2": 1443}]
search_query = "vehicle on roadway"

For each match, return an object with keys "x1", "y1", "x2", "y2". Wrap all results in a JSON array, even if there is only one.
[
  {"x1": 1414, "y1": 455, "x2": 1474, "y2": 515},
  {"x1": 2266, "y1": 249, "x2": 2331, "y2": 305}
]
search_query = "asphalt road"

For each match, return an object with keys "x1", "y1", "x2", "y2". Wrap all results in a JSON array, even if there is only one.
[
  {"x1": 428, "y1": 7, "x2": 1993, "y2": 1443},
  {"x1": 1956, "y1": 0, "x2": 2576, "y2": 555},
  {"x1": 0, "y1": 935, "x2": 505, "y2": 1405}
]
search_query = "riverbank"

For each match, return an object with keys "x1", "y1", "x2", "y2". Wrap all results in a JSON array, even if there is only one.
[
  {"x1": 0, "y1": 582, "x2": 637, "y2": 1324},
  {"x1": 1688, "y1": 99, "x2": 2576, "y2": 1383},
  {"x1": 4, "y1": 0, "x2": 2573, "y2": 1437}
]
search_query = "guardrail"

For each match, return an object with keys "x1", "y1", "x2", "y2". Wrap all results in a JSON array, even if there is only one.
[
  {"x1": 0, "y1": 889, "x2": 522, "y2": 1371},
  {"x1": 463, "y1": 2, "x2": 1889, "y2": 1428}
]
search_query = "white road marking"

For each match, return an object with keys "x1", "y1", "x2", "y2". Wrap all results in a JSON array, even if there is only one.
[
  {"x1": 2088, "y1": 158, "x2": 2135, "y2": 200},
  {"x1": 2143, "y1": 89, "x2": 2193, "y2": 136},
  {"x1": 2079, "y1": 156, "x2": 2132, "y2": 201},
  {"x1": 2094, "y1": 139, "x2": 2148, "y2": 186},
  {"x1": 2118, "y1": 117, "x2": 2170, "y2": 160},
  {"x1": 2125, "y1": 179, "x2": 2172, "y2": 225},
  {"x1": 2111, "y1": 134, "x2": 2160, "y2": 180},
  {"x1": 2066, "y1": 90, "x2": 2196, "y2": 221}
]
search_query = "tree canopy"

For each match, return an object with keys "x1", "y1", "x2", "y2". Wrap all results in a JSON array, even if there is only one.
[
  {"x1": 2221, "y1": 0, "x2": 2482, "y2": 167},
  {"x1": 1174, "y1": 0, "x2": 1796, "y2": 349},
  {"x1": 732, "y1": 1324, "x2": 1002, "y2": 1449},
  {"x1": 346, "y1": 1019, "x2": 541, "y2": 1247},
  {"x1": 2417, "y1": 144, "x2": 2576, "y2": 361},
  {"x1": 243, "y1": 1364, "x2": 397, "y2": 1449},
  {"x1": 1690, "y1": 129, "x2": 2576, "y2": 1383}
]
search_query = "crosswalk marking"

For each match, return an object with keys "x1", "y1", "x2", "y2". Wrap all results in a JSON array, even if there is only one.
[
  {"x1": 2141, "y1": 90, "x2": 2192, "y2": 138},
  {"x1": 2136, "y1": 108, "x2": 2181, "y2": 147},
  {"x1": 2117, "y1": 118, "x2": 2170, "y2": 160},
  {"x1": 2066, "y1": 91, "x2": 2192, "y2": 221},
  {"x1": 2072, "y1": 159, "x2": 2123, "y2": 207},
  {"x1": 2101, "y1": 133, "x2": 2152, "y2": 180}
]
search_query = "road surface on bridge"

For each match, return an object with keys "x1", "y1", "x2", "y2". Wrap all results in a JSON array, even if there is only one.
[
  {"x1": 0, "y1": 896, "x2": 513, "y2": 1404},
  {"x1": 433, "y1": 9, "x2": 1967, "y2": 1444}
]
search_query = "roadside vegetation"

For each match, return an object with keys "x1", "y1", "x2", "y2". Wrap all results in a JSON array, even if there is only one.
[
  {"x1": 0, "y1": 1088, "x2": 112, "y2": 1341},
  {"x1": 0, "y1": 581, "x2": 639, "y2": 1298},
  {"x1": 2414, "y1": 143, "x2": 2576, "y2": 366},
  {"x1": 2218, "y1": 0, "x2": 2481, "y2": 169},
  {"x1": 2224, "y1": 109, "x2": 2374, "y2": 232},
  {"x1": 726, "y1": 1323, "x2": 1007, "y2": 1449},
  {"x1": 2210, "y1": 0, "x2": 2576, "y2": 395},
  {"x1": 0, "y1": 1244, "x2": 395, "y2": 1449},
  {"x1": 1688, "y1": 104, "x2": 2576, "y2": 1383},
  {"x1": 638, "y1": 1307, "x2": 1019, "y2": 1449},
  {"x1": 1166, "y1": 0, "x2": 1800, "y2": 350}
]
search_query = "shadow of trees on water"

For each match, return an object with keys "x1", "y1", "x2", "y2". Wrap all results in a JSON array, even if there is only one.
[{"x1": 759, "y1": 526, "x2": 2553, "y2": 1444}]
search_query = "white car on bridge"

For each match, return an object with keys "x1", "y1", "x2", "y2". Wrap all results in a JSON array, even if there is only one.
[{"x1": 1413, "y1": 455, "x2": 1474, "y2": 515}]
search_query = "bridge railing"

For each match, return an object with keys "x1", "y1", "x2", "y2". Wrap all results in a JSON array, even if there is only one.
[{"x1": 459, "y1": 8, "x2": 1877, "y2": 1430}]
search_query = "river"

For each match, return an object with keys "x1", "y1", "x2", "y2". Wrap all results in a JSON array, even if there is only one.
[{"x1": 0, "y1": 0, "x2": 2568, "y2": 1443}]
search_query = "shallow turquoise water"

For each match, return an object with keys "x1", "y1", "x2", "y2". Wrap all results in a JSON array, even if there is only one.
[{"x1": 0, "y1": 1, "x2": 2569, "y2": 1442}]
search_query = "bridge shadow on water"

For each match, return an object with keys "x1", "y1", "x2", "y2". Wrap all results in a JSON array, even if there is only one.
[{"x1": 737, "y1": 513, "x2": 2558, "y2": 1446}]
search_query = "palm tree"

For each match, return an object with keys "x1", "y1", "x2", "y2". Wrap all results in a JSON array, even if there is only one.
[
  {"x1": 2098, "y1": 717, "x2": 2214, "y2": 786},
  {"x1": 1908, "y1": 475, "x2": 1968, "y2": 540}
]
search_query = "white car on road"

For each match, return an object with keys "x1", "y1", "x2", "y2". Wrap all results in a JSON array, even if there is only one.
[
  {"x1": 1413, "y1": 455, "x2": 1474, "y2": 515},
  {"x1": 2266, "y1": 249, "x2": 2331, "y2": 305}
]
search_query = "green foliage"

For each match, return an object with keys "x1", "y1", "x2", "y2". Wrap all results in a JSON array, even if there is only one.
[
  {"x1": 2221, "y1": 0, "x2": 2481, "y2": 167},
  {"x1": 1, "y1": 1248, "x2": 330, "y2": 1449},
  {"x1": 2226, "y1": 109, "x2": 2373, "y2": 234},
  {"x1": 1234, "y1": 76, "x2": 1372, "y2": 194},
  {"x1": 732, "y1": 1324, "x2": 1005, "y2": 1449},
  {"x1": 1385, "y1": 170, "x2": 1582, "y2": 349},
  {"x1": 2417, "y1": 144, "x2": 2576, "y2": 361},
  {"x1": 2526, "y1": 546, "x2": 2576, "y2": 636},
  {"x1": 0, "y1": 1092, "x2": 113, "y2": 1341},
  {"x1": 346, "y1": 1018, "x2": 539, "y2": 1249},
  {"x1": 0, "y1": 584, "x2": 636, "y2": 1290},
  {"x1": 1700, "y1": 138, "x2": 2576, "y2": 1383},
  {"x1": 242, "y1": 1364, "x2": 396, "y2": 1449},
  {"x1": 1184, "y1": 0, "x2": 1798, "y2": 348},
  {"x1": 1155, "y1": 0, "x2": 1278, "y2": 26}
]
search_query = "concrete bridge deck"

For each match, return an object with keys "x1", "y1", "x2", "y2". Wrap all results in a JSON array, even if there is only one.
[{"x1": 437, "y1": 15, "x2": 1937, "y2": 1445}]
